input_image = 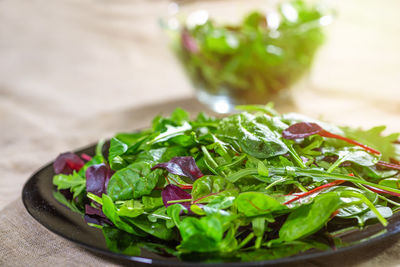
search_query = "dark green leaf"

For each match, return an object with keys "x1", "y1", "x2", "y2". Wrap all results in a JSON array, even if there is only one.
[
  {"x1": 107, "y1": 162, "x2": 161, "y2": 201},
  {"x1": 279, "y1": 192, "x2": 342, "y2": 241},
  {"x1": 235, "y1": 192, "x2": 286, "y2": 217},
  {"x1": 218, "y1": 113, "x2": 288, "y2": 159}
]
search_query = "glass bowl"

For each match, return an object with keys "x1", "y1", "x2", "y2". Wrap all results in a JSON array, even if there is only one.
[{"x1": 161, "y1": 0, "x2": 332, "y2": 113}]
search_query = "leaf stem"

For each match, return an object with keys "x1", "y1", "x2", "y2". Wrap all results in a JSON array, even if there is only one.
[
  {"x1": 285, "y1": 168, "x2": 400, "y2": 195},
  {"x1": 265, "y1": 177, "x2": 286, "y2": 190},
  {"x1": 201, "y1": 146, "x2": 226, "y2": 177},
  {"x1": 87, "y1": 192, "x2": 103, "y2": 205},
  {"x1": 319, "y1": 130, "x2": 381, "y2": 155},
  {"x1": 327, "y1": 154, "x2": 349, "y2": 173},
  {"x1": 284, "y1": 180, "x2": 344, "y2": 205},
  {"x1": 237, "y1": 233, "x2": 255, "y2": 249},
  {"x1": 216, "y1": 154, "x2": 247, "y2": 172},
  {"x1": 287, "y1": 145, "x2": 307, "y2": 169},
  {"x1": 167, "y1": 199, "x2": 193, "y2": 204},
  {"x1": 339, "y1": 191, "x2": 388, "y2": 227}
]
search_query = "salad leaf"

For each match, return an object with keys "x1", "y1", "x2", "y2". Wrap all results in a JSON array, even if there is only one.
[
  {"x1": 53, "y1": 152, "x2": 84, "y2": 175},
  {"x1": 279, "y1": 192, "x2": 342, "y2": 241},
  {"x1": 178, "y1": 215, "x2": 224, "y2": 253},
  {"x1": 161, "y1": 184, "x2": 192, "y2": 209},
  {"x1": 86, "y1": 163, "x2": 114, "y2": 197},
  {"x1": 235, "y1": 192, "x2": 286, "y2": 217},
  {"x1": 343, "y1": 126, "x2": 400, "y2": 161},
  {"x1": 152, "y1": 156, "x2": 204, "y2": 181},
  {"x1": 107, "y1": 162, "x2": 160, "y2": 201},
  {"x1": 53, "y1": 171, "x2": 85, "y2": 198},
  {"x1": 218, "y1": 113, "x2": 288, "y2": 158}
]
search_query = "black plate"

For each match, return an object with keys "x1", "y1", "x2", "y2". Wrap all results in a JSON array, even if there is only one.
[{"x1": 22, "y1": 142, "x2": 400, "y2": 266}]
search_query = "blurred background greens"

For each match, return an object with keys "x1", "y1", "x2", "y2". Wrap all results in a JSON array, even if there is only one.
[{"x1": 163, "y1": 0, "x2": 332, "y2": 113}]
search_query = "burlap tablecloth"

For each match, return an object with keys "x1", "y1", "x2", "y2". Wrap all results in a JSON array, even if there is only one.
[{"x1": 1, "y1": 0, "x2": 399, "y2": 266}]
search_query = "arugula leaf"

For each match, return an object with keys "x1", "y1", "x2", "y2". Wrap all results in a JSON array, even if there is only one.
[
  {"x1": 148, "y1": 122, "x2": 192, "y2": 145},
  {"x1": 52, "y1": 191, "x2": 83, "y2": 214},
  {"x1": 53, "y1": 171, "x2": 85, "y2": 198},
  {"x1": 342, "y1": 126, "x2": 400, "y2": 161}
]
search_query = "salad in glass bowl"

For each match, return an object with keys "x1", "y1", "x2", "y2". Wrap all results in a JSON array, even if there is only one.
[{"x1": 161, "y1": 0, "x2": 332, "y2": 113}]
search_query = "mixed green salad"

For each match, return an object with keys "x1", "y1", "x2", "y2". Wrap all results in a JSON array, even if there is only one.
[
  {"x1": 53, "y1": 104, "x2": 400, "y2": 262},
  {"x1": 170, "y1": 0, "x2": 328, "y2": 105}
]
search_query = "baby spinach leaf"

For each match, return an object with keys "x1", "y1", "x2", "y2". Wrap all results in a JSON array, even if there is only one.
[
  {"x1": 108, "y1": 137, "x2": 128, "y2": 164},
  {"x1": 191, "y1": 175, "x2": 232, "y2": 200},
  {"x1": 379, "y1": 178, "x2": 400, "y2": 189},
  {"x1": 322, "y1": 147, "x2": 379, "y2": 168},
  {"x1": 353, "y1": 206, "x2": 393, "y2": 227},
  {"x1": 279, "y1": 192, "x2": 342, "y2": 241},
  {"x1": 142, "y1": 193, "x2": 164, "y2": 211},
  {"x1": 117, "y1": 200, "x2": 144, "y2": 218},
  {"x1": 235, "y1": 192, "x2": 286, "y2": 216},
  {"x1": 202, "y1": 196, "x2": 236, "y2": 216},
  {"x1": 178, "y1": 215, "x2": 224, "y2": 253},
  {"x1": 166, "y1": 204, "x2": 188, "y2": 228},
  {"x1": 107, "y1": 162, "x2": 160, "y2": 201},
  {"x1": 328, "y1": 186, "x2": 377, "y2": 218},
  {"x1": 124, "y1": 215, "x2": 175, "y2": 240},
  {"x1": 102, "y1": 226, "x2": 141, "y2": 256},
  {"x1": 218, "y1": 113, "x2": 288, "y2": 159},
  {"x1": 147, "y1": 206, "x2": 170, "y2": 222}
]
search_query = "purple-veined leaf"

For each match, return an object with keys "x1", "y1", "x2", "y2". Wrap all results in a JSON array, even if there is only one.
[
  {"x1": 152, "y1": 156, "x2": 203, "y2": 181},
  {"x1": 282, "y1": 122, "x2": 381, "y2": 155},
  {"x1": 162, "y1": 184, "x2": 192, "y2": 209},
  {"x1": 59, "y1": 189, "x2": 73, "y2": 201},
  {"x1": 85, "y1": 204, "x2": 106, "y2": 217},
  {"x1": 53, "y1": 152, "x2": 85, "y2": 175},
  {"x1": 181, "y1": 29, "x2": 198, "y2": 53},
  {"x1": 282, "y1": 122, "x2": 323, "y2": 140},
  {"x1": 84, "y1": 204, "x2": 113, "y2": 226},
  {"x1": 86, "y1": 163, "x2": 114, "y2": 197}
]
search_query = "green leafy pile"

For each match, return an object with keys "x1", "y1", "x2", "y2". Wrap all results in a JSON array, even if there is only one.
[
  {"x1": 53, "y1": 105, "x2": 400, "y2": 262},
  {"x1": 170, "y1": 0, "x2": 328, "y2": 104}
]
